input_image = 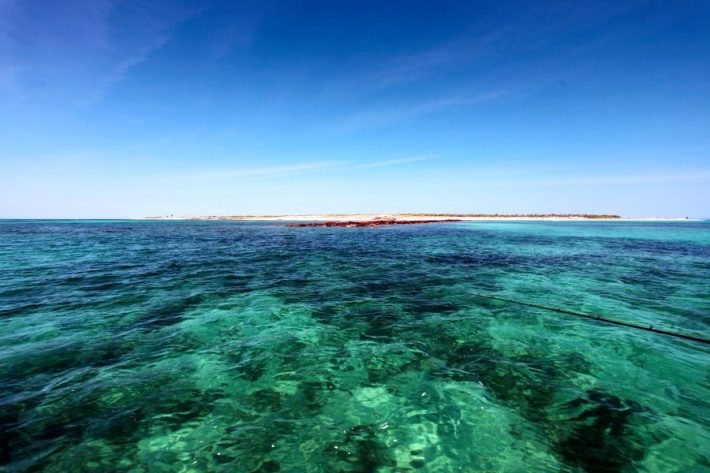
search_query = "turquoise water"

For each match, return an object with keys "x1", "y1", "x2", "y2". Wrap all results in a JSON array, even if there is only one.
[{"x1": 0, "y1": 220, "x2": 708, "y2": 472}]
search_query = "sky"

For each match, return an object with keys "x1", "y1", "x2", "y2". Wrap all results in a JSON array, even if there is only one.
[{"x1": 1, "y1": 0, "x2": 709, "y2": 218}]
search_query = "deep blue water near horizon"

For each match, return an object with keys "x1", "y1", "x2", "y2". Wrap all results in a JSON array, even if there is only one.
[{"x1": 0, "y1": 220, "x2": 708, "y2": 472}]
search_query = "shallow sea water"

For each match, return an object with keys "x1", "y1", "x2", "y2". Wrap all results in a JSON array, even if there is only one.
[{"x1": 0, "y1": 220, "x2": 708, "y2": 472}]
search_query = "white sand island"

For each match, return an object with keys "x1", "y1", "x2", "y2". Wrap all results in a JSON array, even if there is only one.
[{"x1": 142, "y1": 214, "x2": 695, "y2": 223}]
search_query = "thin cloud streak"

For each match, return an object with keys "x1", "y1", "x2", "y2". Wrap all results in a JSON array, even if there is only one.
[
  {"x1": 338, "y1": 91, "x2": 509, "y2": 131},
  {"x1": 171, "y1": 162, "x2": 341, "y2": 181},
  {"x1": 0, "y1": 0, "x2": 194, "y2": 108},
  {"x1": 348, "y1": 155, "x2": 436, "y2": 169},
  {"x1": 316, "y1": 26, "x2": 510, "y2": 105},
  {"x1": 367, "y1": 30, "x2": 507, "y2": 91},
  {"x1": 170, "y1": 155, "x2": 437, "y2": 181},
  {"x1": 78, "y1": 4, "x2": 199, "y2": 108}
]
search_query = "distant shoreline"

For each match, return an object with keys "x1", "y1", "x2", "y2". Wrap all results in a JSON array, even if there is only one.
[{"x1": 141, "y1": 214, "x2": 697, "y2": 222}]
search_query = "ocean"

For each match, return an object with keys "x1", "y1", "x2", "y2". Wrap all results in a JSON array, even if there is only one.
[{"x1": 1, "y1": 220, "x2": 708, "y2": 472}]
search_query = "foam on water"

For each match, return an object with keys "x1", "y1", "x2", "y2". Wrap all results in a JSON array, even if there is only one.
[{"x1": 0, "y1": 220, "x2": 708, "y2": 472}]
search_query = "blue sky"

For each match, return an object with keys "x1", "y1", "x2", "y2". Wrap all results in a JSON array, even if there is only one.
[{"x1": 1, "y1": 0, "x2": 709, "y2": 218}]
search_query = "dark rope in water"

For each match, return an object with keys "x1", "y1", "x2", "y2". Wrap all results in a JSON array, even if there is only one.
[{"x1": 471, "y1": 293, "x2": 710, "y2": 345}]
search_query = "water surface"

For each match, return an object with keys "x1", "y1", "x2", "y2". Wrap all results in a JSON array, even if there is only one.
[{"x1": 1, "y1": 220, "x2": 708, "y2": 472}]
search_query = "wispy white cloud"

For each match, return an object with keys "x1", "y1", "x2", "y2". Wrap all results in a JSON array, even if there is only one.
[
  {"x1": 338, "y1": 91, "x2": 510, "y2": 131},
  {"x1": 171, "y1": 161, "x2": 341, "y2": 181},
  {"x1": 314, "y1": 27, "x2": 511, "y2": 106},
  {"x1": 77, "y1": 34, "x2": 173, "y2": 108},
  {"x1": 78, "y1": 2, "x2": 199, "y2": 108},
  {"x1": 0, "y1": 0, "x2": 193, "y2": 108},
  {"x1": 366, "y1": 31, "x2": 506, "y2": 91},
  {"x1": 348, "y1": 155, "x2": 436, "y2": 169},
  {"x1": 169, "y1": 155, "x2": 437, "y2": 181}
]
